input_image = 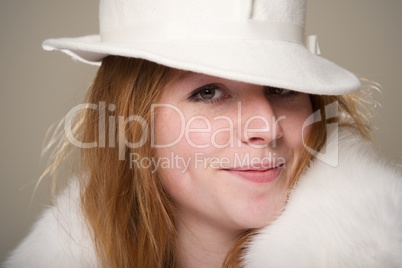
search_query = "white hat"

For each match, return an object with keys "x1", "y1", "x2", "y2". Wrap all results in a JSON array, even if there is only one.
[{"x1": 42, "y1": 0, "x2": 360, "y2": 95}]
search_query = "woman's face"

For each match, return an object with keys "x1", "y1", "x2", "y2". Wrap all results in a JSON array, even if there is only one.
[{"x1": 153, "y1": 72, "x2": 312, "y2": 233}]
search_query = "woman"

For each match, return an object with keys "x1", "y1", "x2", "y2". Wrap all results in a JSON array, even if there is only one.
[{"x1": 5, "y1": 0, "x2": 402, "y2": 267}]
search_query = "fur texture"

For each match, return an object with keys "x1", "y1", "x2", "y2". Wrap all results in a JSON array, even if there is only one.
[
  {"x1": 244, "y1": 130, "x2": 402, "y2": 267},
  {"x1": 4, "y1": 181, "x2": 98, "y2": 268},
  {"x1": 4, "y1": 130, "x2": 402, "y2": 267}
]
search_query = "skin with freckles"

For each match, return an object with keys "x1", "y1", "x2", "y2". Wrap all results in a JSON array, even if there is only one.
[{"x1": 154, "y1": 72, "x2": 312, "y2": 267}]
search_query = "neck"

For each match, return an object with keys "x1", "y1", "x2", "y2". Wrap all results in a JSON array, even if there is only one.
[{"x1": 176, "y1": 218, "x2": 240, "y2": 268}]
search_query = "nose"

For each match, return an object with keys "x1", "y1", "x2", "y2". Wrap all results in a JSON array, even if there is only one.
[{"x1": 239, "y1": 90, "x2": 284, "y2": 147}]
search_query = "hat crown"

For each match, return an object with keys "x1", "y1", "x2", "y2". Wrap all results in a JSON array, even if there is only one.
[{"x1": 99, "y1": 0, "x2": 306, "y2": 33}]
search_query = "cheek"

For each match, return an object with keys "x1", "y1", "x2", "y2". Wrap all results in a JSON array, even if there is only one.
[
  {"x1": 154, "y1": 106, "x2": 187, "y2": 148},
  {"x1": 187, "y1": 119, "x2": 234, "y2": 149},
  {"x1": 155, "y1": 107, "x2": 233, "y2": 150},
  {"x1": 278, "y1": 96, "x2": 313, "y2": 148},
  {"x1": 185, "y1": 118, "x2": 214, "y2": 148}
]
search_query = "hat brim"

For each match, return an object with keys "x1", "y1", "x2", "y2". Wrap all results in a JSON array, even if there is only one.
[{"x1": 43, "y1": 35, "x2": 360, "y2": 95}]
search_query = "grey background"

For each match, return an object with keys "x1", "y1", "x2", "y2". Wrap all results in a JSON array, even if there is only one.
[{"x1": 1, "y1": 0, "x2": 401, "y2": 263}]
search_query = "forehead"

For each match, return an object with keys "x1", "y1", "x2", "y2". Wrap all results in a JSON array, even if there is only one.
[
  {"x1": 165, "y1": 71, "x2": 212, "y2": 91},
  {"x1": 169, "y1": 71, "x2": 255, "y2": 89},
  {"x1": 173, "y1": 71, "x2": 217, "y2": 83}
]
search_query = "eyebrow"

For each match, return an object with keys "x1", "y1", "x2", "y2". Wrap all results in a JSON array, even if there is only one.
[
  {"x1": 175, "y1": 71, "x2": 196, "y2": 81},
  {"x1": 175, "y1": 71, "x2": 226, "y2": 85}
]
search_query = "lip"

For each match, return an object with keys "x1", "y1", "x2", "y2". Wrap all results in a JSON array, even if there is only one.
[{"x1": 222, "y1": 166, "x2": 282, "y2": 184}]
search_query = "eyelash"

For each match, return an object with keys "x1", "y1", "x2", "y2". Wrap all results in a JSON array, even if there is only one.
[{"x1": 264, "y1": 87, "x2": 299, "y2": 99}]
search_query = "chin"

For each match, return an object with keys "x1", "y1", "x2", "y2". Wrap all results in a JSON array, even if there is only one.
[
  {"x1": 238, "y1": 198, "x2": 288, "y2": 229},
  {"x1": 232, "y1": 208, "x2": 283, "y2": 230}
]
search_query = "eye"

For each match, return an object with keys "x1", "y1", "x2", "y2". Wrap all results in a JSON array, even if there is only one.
[
  {"x1": 264, "y1": 86, "x2": 298, "y2": 98},
  {"x1": 198, "y1": 85, "x2": 220, "y2": 100},
  {"x1": 189, "y1": 84, "x2": 228, "y2": 103}
]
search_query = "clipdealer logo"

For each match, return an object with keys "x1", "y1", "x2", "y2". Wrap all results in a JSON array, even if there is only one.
[
  {"x1": 64, "y1": 101, "x2": 339, "y2": 166},
  {"x1": 64, "y1": 102, "x2": 285, "y2": 159}
]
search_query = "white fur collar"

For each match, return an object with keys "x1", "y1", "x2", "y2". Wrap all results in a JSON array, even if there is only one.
[
  {"x1": 4, "y1": 180, "x2": 98, "y2": 268},
  {"x1": 244, "y1": 130, "x2": 402, "y2": 267}
]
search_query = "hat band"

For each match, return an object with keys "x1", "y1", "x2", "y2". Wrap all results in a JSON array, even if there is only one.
[{"x1": 101, "y1": 20, "x2": 305, "y2": 44}]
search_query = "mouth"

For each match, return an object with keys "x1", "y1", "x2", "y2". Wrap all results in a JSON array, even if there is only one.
[{"x1": 222, "y1": 164, "x2": 284, "y2": 184}]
